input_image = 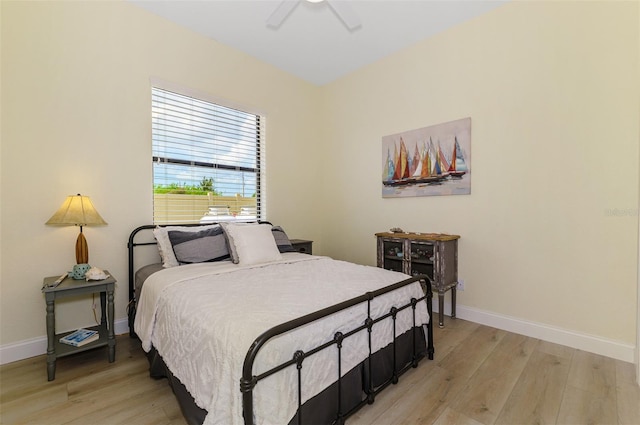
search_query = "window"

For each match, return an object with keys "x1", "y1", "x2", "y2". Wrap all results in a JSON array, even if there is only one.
[{"x1": 151, "y1": 86, "x2": 263, "y2": 224}]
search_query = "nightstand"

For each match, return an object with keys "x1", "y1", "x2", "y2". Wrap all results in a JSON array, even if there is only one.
[
  {"x1": 42, "y1": 272, "x2": 116, "y2": 381},
  {"x1": 290, "y1": 239, "x2": 313, "y2": 254}
]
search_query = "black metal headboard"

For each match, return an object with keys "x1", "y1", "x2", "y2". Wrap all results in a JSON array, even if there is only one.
[
  {"x1": 127, "y1": 224, "x2": 202, "y2": 307},
  {"x1": 126, "y1": 222, "x2": 269, "y2": 336}
]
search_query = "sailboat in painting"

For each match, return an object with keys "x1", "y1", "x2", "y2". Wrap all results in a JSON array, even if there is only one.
[
  {"x1": 393, "y1": 138, "x2": 410, "y2": 181},
  {"x1": 383, "y1": 135, "x2": 465, "y2": 186},
  {"x1": 447, "y1": 137, "x2": 468, "y2": 178},
  {"x1": 382, "y1": 146, "x2": 395, "y2": 182},
  {"x1": 383, "y1": 138, "x2": 415, "y2": 186}
]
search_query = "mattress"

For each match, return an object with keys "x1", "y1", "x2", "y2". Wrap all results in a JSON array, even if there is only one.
[{"x1": 134, "y1": 263, "x2": 163, "y2": 302}]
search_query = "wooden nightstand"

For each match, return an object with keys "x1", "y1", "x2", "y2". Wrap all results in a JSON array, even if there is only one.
[
  {"x1": 290, "y1": 239, "x2": 313, "y2": 254},
  {"x1": 42, "y1": 272, "x2": 116, "y2": 381}
]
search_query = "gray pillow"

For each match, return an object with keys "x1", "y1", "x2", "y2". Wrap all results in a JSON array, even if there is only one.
[
  {"x1": 168, "y1": 227, "x2": 230, "y2": 264},
  {"x1": 272, "y1": 226, "x2": 295, "y2": 253}
]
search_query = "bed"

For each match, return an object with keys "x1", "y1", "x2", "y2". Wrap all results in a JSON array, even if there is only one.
[{"x1": 127, "y1": 222, "x2": 434, "y2": 425}]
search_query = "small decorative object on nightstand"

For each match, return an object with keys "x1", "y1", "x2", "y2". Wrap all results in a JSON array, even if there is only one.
[
  {"x1": 290, "y1": 239, "x2": 313, "y2": 255},
  {"x1": 375, "y1": 232, "x2": 459, "y2": 328},
  {"x1": 42, "y1": 272, "x2": 116, "y2": 381}
]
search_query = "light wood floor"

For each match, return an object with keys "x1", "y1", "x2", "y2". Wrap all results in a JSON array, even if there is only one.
[{"x1": 1, "y1": 318, "x2": 639, "y2": 424}]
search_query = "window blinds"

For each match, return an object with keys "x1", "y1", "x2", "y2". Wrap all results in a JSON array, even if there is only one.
[{"x1": 151, "y1": 87, "x2": 262, "y2": 224}]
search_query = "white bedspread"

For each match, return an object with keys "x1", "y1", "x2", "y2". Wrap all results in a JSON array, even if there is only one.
[{"x1": 134, "y1": 253, "x2": 429, "y2": 425}]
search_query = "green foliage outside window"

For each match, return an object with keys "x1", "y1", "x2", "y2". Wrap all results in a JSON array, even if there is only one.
[{"x1": 154, "y1": 177, "x2": 221, "y2": 196}]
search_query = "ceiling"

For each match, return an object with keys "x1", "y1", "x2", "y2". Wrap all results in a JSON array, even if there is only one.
[{"x1": 129, "y1": 0, "x2": 507, "y2": 86}]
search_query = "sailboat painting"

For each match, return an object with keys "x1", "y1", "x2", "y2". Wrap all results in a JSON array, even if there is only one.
[{"x1": 382, "y1": 117, "x2": 471, "y2": 198}]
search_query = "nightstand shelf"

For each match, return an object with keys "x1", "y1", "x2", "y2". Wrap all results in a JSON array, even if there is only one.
[{"x1": 54, "y1": 324, "x2": 109, "y2": 357}]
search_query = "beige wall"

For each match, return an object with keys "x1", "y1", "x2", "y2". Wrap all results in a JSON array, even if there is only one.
[
  {"x1": 0, "y1": 0, "x2": 323, "y2": 345},
  {"x1": 321, "y1": 1, "x2": 639, "y2": 348},
  {"x1": 1, "y1": 0, "x2": 639, "y2": 363}
]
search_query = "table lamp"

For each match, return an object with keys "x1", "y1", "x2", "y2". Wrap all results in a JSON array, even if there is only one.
[{"x1": 45, "y1": 194, "x2": 107, "y2": 264}]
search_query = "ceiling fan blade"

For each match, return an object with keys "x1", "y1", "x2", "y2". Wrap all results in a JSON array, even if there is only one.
[
  {"x1": 326, "y1": 0, "x2": 361, "y2": 31},
  {"x1": 266, "y1": 0, "x2": 301, "y2": 29}
]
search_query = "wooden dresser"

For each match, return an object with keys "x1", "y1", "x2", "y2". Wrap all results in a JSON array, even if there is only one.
[{"x1": 376, "y1": 232, "x2": 459, "y2": 328}]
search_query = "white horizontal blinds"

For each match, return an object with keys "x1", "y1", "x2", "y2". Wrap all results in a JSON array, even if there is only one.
[{"x1": 152, "y1": 87, "x2": 262, "y2": 224}]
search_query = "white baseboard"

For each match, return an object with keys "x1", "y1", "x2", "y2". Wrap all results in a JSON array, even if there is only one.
[
  {"x1": 0, "y1": 318, "x2": 130, "y2": 366},
  {"x1": 433, "y1": 300, "x2": 636, "y2": 363},
  {"x1": 1, "y1": 306, "x2": 636, "y2": 365}
]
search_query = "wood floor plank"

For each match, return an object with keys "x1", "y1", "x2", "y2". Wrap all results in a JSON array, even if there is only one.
[
  {"x1": 13, "y1": 370, "x2": 155, "y2": 424},
  {"x1": 495, "y1": 348, "x2": 571, "y2": 425},
  {"x1": 347, "y1": 355, "x2": 438, "y2": 424},
  {"x1": 432, "y1": 406, "x2": 485, "y2": 425},
  {"x1": 437, "y1": 324, "x2": 506, "y2": 379},
  {"x1": 65, "y1": 355, "x2": 149, "y2": 398},
  {"x1": 430, "y1": 318, "x2": 479, "y2": 361},
  {"x1": 368, "y1": 365, "x2": 467, "y2": 425},
  {"x1": 557, "y1": 385, "x2": 617, "y2": 425},
  {"x1": 535, "y1": 339, "x2": 576, "y2": 361},
  {"x1": 450, "y1": 332, "x2": 538, "y2": 424},
  {"x1": 557, "y1": 350, "x2": 618, "y2": 425},
  {"x1": 616, "y1": 360, "x2": 640, "y2": 425},
  {"x1": 64, "y1": 385, "x2": 179, "y2": 425},
  {"x1": 0, "y1": 381, "x2": 69, "y2": 424},
  {"x1": 0, "y1": 357, "x2": 47, "y2": 403}
]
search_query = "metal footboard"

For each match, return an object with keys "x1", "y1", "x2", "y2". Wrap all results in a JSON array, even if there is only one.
[{"x1": 240, "y1": 274, "x2": 434, "y2": 425}]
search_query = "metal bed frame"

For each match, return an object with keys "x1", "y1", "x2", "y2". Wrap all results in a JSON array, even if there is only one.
[{"x1": 127, "y1": 224, "x2": 434, "y2": 425}]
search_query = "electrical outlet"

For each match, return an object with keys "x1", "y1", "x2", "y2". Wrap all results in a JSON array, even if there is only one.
[{"x1": 457, "y1": 279, "x2": 465, "y2": 291}]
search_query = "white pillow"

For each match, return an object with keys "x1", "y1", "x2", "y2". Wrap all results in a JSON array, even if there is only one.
[
  {"x1": 223, "y1": 223, "x2": 282, "y2": 266},
  {"x1": 220, "y1": 222, "x2": 256, "y2": 263},
  {"x1": 154, "y1": 224, "x2": 220, "y2": 268}
]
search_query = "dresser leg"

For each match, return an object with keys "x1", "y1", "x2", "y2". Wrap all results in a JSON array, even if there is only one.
[
  {"x1": 107, "y1": 289, "x2": 115, "y2": 362},
  {"x1": 438, "y1": 293, "x2": 445, "y2": 328},
  {"x1": 451, "y1": 287, "x2": 457, "y2": 319}
]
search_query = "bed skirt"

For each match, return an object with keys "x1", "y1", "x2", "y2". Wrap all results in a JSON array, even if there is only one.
[{"x1": 146, "y1": 326, "x2": 427, "y2": 425}]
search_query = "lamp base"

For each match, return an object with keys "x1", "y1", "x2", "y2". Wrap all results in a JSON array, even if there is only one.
[{"x1": 76, "y1": 231, "x2": 88, "y2": 264}]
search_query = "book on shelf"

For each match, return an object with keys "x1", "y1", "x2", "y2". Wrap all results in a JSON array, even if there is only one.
[{"x1": 59, "y1": 328, "x2": 99, "y2": 347}]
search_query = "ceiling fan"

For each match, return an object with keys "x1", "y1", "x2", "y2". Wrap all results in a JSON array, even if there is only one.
[{"x1": 267, "y1": 0, "x2": 362, "y2": 31}]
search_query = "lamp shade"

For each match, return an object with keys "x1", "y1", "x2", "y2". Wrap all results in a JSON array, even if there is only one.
[
  {"x1": 46, "y1": 194, "x2": 107, "y2": 265},
  {"x1": 45, "y1": 194, "x2": 107, "y2": 227}
]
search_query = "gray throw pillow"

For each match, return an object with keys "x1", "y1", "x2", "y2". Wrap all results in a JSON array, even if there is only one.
[
  {"x1": 168, "y1": 227, "x2": 230, "y2": 264},
  {"x1": 272, "y1": 226, "x2": 295, "y2": 253}
]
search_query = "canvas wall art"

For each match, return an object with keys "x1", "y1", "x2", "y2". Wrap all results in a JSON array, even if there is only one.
[{"x1": 382, "y1": 117, "x2": 471, "y2": 198}]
